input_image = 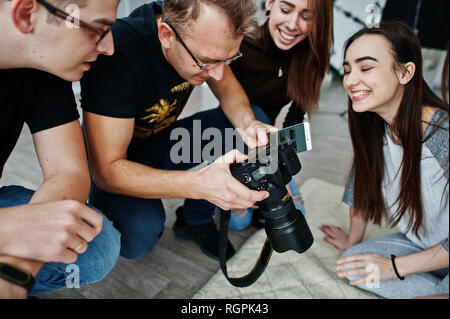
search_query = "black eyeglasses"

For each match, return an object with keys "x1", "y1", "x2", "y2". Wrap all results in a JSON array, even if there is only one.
[
  {"x1": 35, "y1": 0, "x2": 111, "y2": 45},
  {"x1": 164, "y1": 22, "x2": 242, "y2": 71}
]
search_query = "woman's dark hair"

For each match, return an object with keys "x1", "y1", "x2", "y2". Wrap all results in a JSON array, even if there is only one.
[{"x1": 345, "y1": 22, "x2": 449, "y2": 237}]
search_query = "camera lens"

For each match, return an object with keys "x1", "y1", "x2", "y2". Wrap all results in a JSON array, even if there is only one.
[{"x1": 262, "y1": 196, "x2": 314, "y2": 254}]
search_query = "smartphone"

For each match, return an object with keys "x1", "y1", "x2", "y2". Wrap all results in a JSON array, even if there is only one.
[{"x1": 269, "y1": 122, "x2": 312, "y2": 153}]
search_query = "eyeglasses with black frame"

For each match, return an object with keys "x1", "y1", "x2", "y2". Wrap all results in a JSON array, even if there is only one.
[
  {"x1": 20, "y1": 0, "x2": 112, "y2": 45},
  {"x1": 164, "y1": 21, "x2": 243, "y2": 71}
]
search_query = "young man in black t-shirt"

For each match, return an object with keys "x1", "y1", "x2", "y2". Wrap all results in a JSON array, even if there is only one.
[
  {"x1": 0, "y1": 0, "x2": 120, "y2": 298},
  {"x1": 80, "y1": 0, "x2": 275, "y2": 261}
]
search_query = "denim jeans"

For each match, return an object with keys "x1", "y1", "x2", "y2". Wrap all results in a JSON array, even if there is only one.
[
  {"x1": 0, "y1": 185, "x2": 121, "y2": 296},
  {"x1": 229, "y1": 178, "x2": 306, "y2": 231},
  {"x1": 342, "y1": 233, "x2": 449, "y2": 299},
  {"x1": 89, "y1": 105, "x2": 270, "y2": 260}
]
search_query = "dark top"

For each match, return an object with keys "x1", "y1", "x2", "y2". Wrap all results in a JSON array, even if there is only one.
[
  {"x1": 230, "y1": 24, "x2": 305, "y2": 127},
  {"x1": 80, "y1": 1, "x2": 193, "y2": 142},
  {"x1": 0, "y1": 68, "x2": 79, "y2": 177},
  {"x1": 382, "y1": 0, "x2": 449, "y2": 50}
]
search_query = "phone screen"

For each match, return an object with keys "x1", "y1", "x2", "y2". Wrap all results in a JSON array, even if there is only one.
[{"x1": 269, "y1": 123, "x2": 312, "y2": 153}]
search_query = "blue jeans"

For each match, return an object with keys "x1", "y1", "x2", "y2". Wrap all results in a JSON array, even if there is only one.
[
  {"x1": 229, "y1": 178, "x2": 306, "y2": 231},
  {"x1": 0, "y1": 185, "x2": 121, "y2": 296},
  {"x1": 89, "y1": 106, "x2": 270, "y2": 260},
  {"x1": 342, "y1": 233, "x2": 449, "y2": 299}
]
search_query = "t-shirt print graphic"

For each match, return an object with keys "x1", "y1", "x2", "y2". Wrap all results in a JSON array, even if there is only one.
[{"x1": 134, "y1": 82, "x2": 192, "y2": 138}]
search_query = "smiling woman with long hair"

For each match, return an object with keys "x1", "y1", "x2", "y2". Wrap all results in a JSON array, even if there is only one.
[
  {"x1": 320, "y1": 22, "x2": 449, "y2": 299},
  {"x1": 223, "y1": 0, "x2": 333, "y2": 230}
]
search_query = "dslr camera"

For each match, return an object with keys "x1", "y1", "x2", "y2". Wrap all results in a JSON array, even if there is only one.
[{"x1": 229, "y1": 141, "x2": 314, "y2": 254}]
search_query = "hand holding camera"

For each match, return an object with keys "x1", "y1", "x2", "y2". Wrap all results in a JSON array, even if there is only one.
[
  {"x1": 218, "y1": 123, "x2": 314, "y2": 287},
  {"x1": 229, "y1": 137, "x2": 313, "y2": 254}
]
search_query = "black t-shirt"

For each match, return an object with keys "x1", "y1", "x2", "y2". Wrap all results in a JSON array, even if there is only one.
[
  {"x1": 80, "y1": 1, "x2": 193, "y2": 142},
  {"x1": 0, "y1": 68, "x2": 79, "y2": 177},
  {"x1": 231, "y1": 24, "x2": 305, "y2": 127}
]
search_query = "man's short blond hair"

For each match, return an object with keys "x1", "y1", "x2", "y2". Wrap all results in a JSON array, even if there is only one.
[{"x1": 162, "y1": 0, "x2": 257, "y2": 38}]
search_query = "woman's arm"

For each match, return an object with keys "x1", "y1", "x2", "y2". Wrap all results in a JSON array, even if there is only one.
[
  {"x1": 320, "y1": 207, "x2": 369, "y2": 250},
  {"x1": 395, "y1": 240, "x2": 449, "y2": 278},
  {"x1": 337, "y1": 240, "x2": 449, "y2": 287}
]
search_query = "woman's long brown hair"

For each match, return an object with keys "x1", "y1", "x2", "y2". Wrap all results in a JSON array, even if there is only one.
[{"x1": 345, "y1": 22, "x2": 448, "y2": 238}]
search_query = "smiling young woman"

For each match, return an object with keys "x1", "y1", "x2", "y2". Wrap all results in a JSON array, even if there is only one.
[
  {"x1": 321, "y1": 22, "x2": 449, "y2": 299},
  {"x1": 225, "y1": 0, "x2": 333, "y2": 230}
]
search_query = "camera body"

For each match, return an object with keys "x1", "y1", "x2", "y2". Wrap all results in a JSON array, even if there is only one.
[{"x1": 230, "y1": 144, "x2": 314, "y2": 254}]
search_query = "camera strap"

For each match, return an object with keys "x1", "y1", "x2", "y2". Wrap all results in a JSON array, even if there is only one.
[{"x1": 218, "y1": 210, "x2": 273, "y2": 288}]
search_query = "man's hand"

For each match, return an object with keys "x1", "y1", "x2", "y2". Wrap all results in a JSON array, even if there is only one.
[
  {"x1": 0, "y1": 201, "x2": 103, "y2": 263},
  {"x1": 237, "y1": 120, "x2": 277, "y2": 149},
  {"x1": 195, "y1": 150, "x2": 269, "y2": 211}
]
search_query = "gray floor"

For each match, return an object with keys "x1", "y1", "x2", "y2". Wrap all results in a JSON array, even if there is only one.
[{"x1": 1, "y1": 76, "x2": 354, "y2": 299}]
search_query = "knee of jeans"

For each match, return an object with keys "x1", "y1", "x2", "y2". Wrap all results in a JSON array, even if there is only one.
[
  {"x1": 341, "y1": 243, "x2": 366, "y2": 259},
  {"x1": 120, "y1": 223, "x2": 165, "y2": 260},
  {"x1": 339, "y1": 244, "x2": 373, "y2": 283},
  {"x1": 82, "y1": 220, "x2": 121, "y2": 284},
  {"x1": 251, "y1": 105, "x2": 271, "y2": 125},
  {"x1": 337, "y1": 248, "x2": 365, "y2": 285},
  {"x1": 0, "y1": 185, "x2": 35, "y2": 208}
]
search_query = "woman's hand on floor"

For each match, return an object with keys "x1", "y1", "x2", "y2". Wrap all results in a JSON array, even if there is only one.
[{"x1": 320, "y1": 225, "x2": 352, "y2": 250}]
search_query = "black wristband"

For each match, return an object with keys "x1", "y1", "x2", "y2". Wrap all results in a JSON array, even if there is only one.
[
  {"x1": 0, "y1": 263, "x2": 35, "y2": 293},
  {"x1": 390, "y1": 255, "x2": 405, "y2": 281}
]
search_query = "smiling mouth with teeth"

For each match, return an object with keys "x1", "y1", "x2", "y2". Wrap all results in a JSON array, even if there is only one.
[
  {"x1": 352, "y1": 91, "x2": 371, "y2": 99},
  {"x1": 279, "y1": 29, "x2": 298, "y2": 41}
]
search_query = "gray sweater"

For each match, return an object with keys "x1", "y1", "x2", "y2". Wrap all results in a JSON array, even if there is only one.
[{"x1": 344, "y1": 109, "x2": 449, "y2": 251}]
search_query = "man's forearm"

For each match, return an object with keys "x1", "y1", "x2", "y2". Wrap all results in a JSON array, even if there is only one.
[
  {"x1": 31, "y1": 170, "x2": 90, "y2": 204},
  {"x1": 221, "y1": 96, "x2": 255, "y2": 130},
  {"x1": 0, "y1": 211, "x2": 42, "y2": 285},
  {"x1": 0, "y1": 208, "x2": 17, "y2": 254},
  {"x1": 220, "y1": 87, "x2": 255, "y2": 129},
  {"x1": 95, "y1": 158, "x2": 201, "y2": 200},
  {"x1": 0, "y1": 255, "x2": 42, "y2": 276},
  {"x1": 208, "y1": 67, "x2": 255, "y2": 129}
]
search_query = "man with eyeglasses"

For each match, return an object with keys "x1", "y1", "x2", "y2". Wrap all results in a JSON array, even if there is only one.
[
  {"x1": 0, "y1": 0, "x2": 120, "y2": 298},
  {"x1": 80, "y1": 0, "x2": 275, "y2": 262}
]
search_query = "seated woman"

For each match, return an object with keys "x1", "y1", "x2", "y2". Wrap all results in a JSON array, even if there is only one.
[
  {"x1": 227, "y1": 0, "x2": 333, "y2": 230},
  {"x1": 321, "y1": 22, "x2": 449, "y2": 299}
]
